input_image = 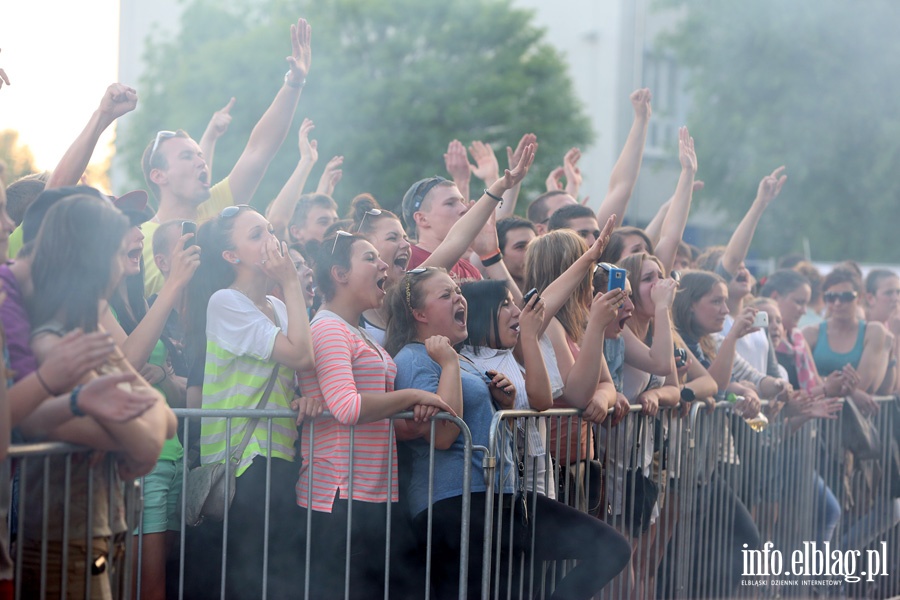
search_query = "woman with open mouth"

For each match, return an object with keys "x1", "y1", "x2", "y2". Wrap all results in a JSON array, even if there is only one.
[
  {"x1": 459, "y1": 279, "x2": 556, "y2": 496},
  {"x1": 387, "y1": 266, "x2": 630, "y2": 600},
  {"x1": 296, "y1": 232, "x2": 454, "y2": 599}
]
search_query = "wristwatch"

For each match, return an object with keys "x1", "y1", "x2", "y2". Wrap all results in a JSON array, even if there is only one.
[
  {"x1": 680, "y1": 387, "x2": 696, "y2": 403},
  {"x1": 284, "y1": 70, "x2": 306, "y2": 89}
]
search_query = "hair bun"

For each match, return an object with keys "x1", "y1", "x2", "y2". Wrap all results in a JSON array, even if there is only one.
[{"x1": 349, "y1": 193, "x2": 382, "y2": 221}]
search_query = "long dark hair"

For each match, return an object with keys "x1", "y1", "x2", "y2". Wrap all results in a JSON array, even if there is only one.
[
  {"x1": 109, "y1": 262, "x2": 148, "y2": 335},
  {"x1": 184, "y1": 206, "x2": 249, "y2": 371},
  {"x1": 30, "y1": 195, "x2": 130, "y2": 332},
  {"x1": 384, "y1": 266, "x2": 446, "y2": 356},
  {"x1": 460, "y1": 279, "x2": 509, "y2": 353},
  {"x1": 672, "y1": 269, "x2": 725, "y2": 360}
]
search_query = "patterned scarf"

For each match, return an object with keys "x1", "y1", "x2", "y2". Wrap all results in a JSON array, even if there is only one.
[{"x1": 776, "y1": 328, "x2": 821, "y2": 393}]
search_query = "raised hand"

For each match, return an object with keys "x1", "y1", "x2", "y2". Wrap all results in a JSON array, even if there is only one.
[
  {"x1": 167, "y1": 233, "x2": 201, "y2": 289},
  {"x1": 443, "y1": 139, "x2": 471, "y2": 185},
  {"x1": 630, "y1": 88, "x2": 652, "y2": 120},
  {"x1": 286, "y1": 18, "x2": 312, "y2": 82},
  {"x1": 99, "y1": 83, "x2": 138, "y2": 122},
  {"x1": 297, "y1": 118, "x2": 318, "y2": 163},
  {"x1": 507, "y1": 133, "x2": 537, "y2": 170},
  {"x1": 756, "y1": 166, "x2": 787, "y2": 206},
  {"x1": 468, "y1": 141, "x2": 499, "y2": 186},
  {"x1": 678, "y1": 126, "x2": 697, "y2": 175},
  {"x1": 518, "y1": 293, "x2": 545, "y2": 341},
  {"x1": 207, "y1": 97, "x2": 235, "y2": 140},
  {"x1": 316, "y1": 155, "x2": 343, "y2": 196},
  {"x1": 584, "y1": 214, "x2": 617, "y2": 262},
  {"x1": 425, "y1": 335, "x2": 458, "y2": 367},
  {"x1": 589, "y1": 288, "x2": 627, "y2": 330},
  {"x1": 497, "y1": 142, "x2": 535, "y2": 190},
  {"x1": 563, "y1": 147, "x2": 583, "y2": 197},
  {"x1": 729, "y1": 306, "x2": 758, "y2": 339},
  {"x1": 650, "y1": 277, "x2": 678, "y2": 310},
  {"x1": 545, "y1": 166, "x2": 564, "y2": 192}
]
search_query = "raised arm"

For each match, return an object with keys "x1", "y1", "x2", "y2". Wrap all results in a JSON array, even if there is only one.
[
  {"x1": 228, "y1": 18, "x2": 311, "y2": 204},
  {"x1": 46, "y1": 83, "x2": 137, "y2": 189},
  {"x1": 707, "y1": 307, "x2": 757, "y2": 392},
  {"x1": 422, "y1": 143, "x2": 535, "y2": 272},
  {"x1": 563, "y1": 147, "x2": 583, "y2": 200},
  {"x1": 198, "y1": 97, "x2": 235, "y2": 175},
  {"x1": 720, "y1": 167, "x2": 787, "y2": 275},
  {"x1": 262, "y1": 238, "x2": 314, "y2": 371},
  {"x1": 654, "y1": 126, "x2": 697, "y2": 274},
  {"x1": 514, "y1": 294, "x2": 553, "y2": 410},
  {"x1": 267, "y1": 118, "x2": 318, "y2": 243},
  {"x1": 596, "y1": 88, "x2": 652, "y2": 227},
  {"x1": 539, "y1": 215, "x2": 616, "y2": 329},
  {"x1": 101, "y1": 236, "x2": 200, "y2": 369},
  {"x1": 496, "y1": 133, "x2": 537, "y2": 220}
]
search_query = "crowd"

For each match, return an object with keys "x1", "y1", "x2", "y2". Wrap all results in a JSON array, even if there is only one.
[{"x1": 0, "y1": 15, "x2": 899, "y2": 600}]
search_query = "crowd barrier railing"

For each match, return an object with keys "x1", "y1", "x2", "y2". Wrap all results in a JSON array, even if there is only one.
[{"x1": 10, "y1": 395, "x2": 900, "y2": 599}]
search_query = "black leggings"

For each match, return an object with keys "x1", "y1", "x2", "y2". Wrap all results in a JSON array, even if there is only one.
[{"x1": 416, "y1": 492, "x2": 631, "y2": 600}]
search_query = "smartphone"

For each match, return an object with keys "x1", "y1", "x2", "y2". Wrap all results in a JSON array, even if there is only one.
[
  {"x1": 752, "y1": 311, "x2": 769, "y2": 329},
  {"x1": 522, "y1": 288, "x2": 539, "y2": 305},
  {"x1": 603, "y1": 264, "x2": 627, "y2": 292},
  {"x1": 182, "y1": 221, "x2": 197, "y2": 250},
  {"x1": 674, "y1": 346, "x2": 687, "y2": 369}
]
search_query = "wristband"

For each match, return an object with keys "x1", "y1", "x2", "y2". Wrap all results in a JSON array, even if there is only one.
[
  {"x1": 480, "y1": 251, "x2": 503, "y2": 267},
  {"x1": 284, "y1": 70, "x2": 306, "y2": 89},
  {"x1": 70, "y1": 385, "x2": 86, "y2": 417},
  {"x1": 35, "y1": 368, "x2": 60, "y2": 397},
  {"x1": 484, "y1": 189, "x2": 503, "y2": 203}
]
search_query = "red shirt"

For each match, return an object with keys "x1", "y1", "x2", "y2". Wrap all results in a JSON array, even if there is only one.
[{"x1": 408, "y1": 244, "x2": 483, "y2": 282}]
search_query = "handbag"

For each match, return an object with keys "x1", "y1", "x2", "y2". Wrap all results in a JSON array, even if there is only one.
[
  {"x1": 184, "y1": 364, "x2": 280, "y2": 526},
  {"x1": 841, "y1": 395, "x2": 881, "y2": 461}
]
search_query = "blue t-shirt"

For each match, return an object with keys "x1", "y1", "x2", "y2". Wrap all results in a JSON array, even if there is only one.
[{"x1": 394, "y1": 343, "x2": 515, "y2": 517}]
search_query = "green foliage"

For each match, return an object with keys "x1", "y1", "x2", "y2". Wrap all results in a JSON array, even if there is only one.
[
  {"x1": 658, "y1": 0, "x2": 900, "y2": 262},
  {"x1": 120, "y1": 0, "x2": 592, "y2": 216},
  {"x1": 0, "y1": 130, "x2": 38, "y2": 183}
]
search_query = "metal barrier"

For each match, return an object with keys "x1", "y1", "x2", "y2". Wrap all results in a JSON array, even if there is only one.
[
  {"x1": 9, "y1": 396, "x2": 900, "y2": 599},
  {"x1": 10, "y1": 441, "x2": 139, "y2": 600}
]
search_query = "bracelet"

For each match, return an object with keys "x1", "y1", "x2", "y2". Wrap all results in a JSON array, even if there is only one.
[
  {"x1": 284, "y1": 70, "x2": 306, "y2": 89},
  {"x1": 70, "y1": 385, "x2": 86, "y2": 417},
  {"x1": 484, "y1": 189, "x2": 503, "y2": 203},
  {"x1": 35, "y1": 368, "x2": 60, "y2": 397},
  {"x1": 480, "y1": 251, "x2": 503, "y2": 267}
]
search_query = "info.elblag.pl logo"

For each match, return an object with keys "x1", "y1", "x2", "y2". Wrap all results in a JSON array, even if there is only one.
[{"x1": 742, "y1": 541, "x2": 889, "y2": 584}]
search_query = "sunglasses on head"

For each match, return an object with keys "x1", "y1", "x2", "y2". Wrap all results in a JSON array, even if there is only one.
[
  {"x1": 149, "y1": 130, "x2": 177, "y2": 165},
  {"x1": 330, "y1": 230, "x2": 354, "y2": 254},
  {"x1": 219, "y1": 204, "x2": 252, "y2": 218},
  {"x1": 357, "y1": 208, "x2": 382, "y2": 233},
  {"x1": 823, "y1": 290, "x2": 858, "y2": 304}
]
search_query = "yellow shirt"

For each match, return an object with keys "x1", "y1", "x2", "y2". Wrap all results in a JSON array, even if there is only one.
[
  {"x1": 142, "y1": 178, "x2": 234, "y2": 297},
  {"x1": 6, "y1": 226, "x2": 22, "y2": 260}
]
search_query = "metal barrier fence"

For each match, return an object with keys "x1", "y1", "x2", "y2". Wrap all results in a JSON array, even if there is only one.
[{"x1": 7, "y1": 396, "x2": 900, "y2": 599}]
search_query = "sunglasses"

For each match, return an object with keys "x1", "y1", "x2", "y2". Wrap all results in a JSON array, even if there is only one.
[
  {"x1": 149, "y1": 130, "x2": 177, "y2": 165},
  {"x1": 330, "y1": 230, "x2": 354, "y2": 254},
  {"x1": 357, "y1": 208, "x2": 382, "y2": 233},
  {"x1": 823, "y1": 290, "x2": 858, "y2": 304},
  {"x1": 404, "y1": 267, "x2": 429, "y2": 309},
  {"x1": 219, "y1": 204, "x2": 252, "y2": 218}
]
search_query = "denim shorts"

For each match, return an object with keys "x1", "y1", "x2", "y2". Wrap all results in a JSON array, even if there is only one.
[{"x1": 136, "y1": 460, "x2": 183, "y2": 534}]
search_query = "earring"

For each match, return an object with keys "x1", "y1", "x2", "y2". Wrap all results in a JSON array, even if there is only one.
[{"x1": 235, "y1": 259, "x2": 241, "y2": 264}]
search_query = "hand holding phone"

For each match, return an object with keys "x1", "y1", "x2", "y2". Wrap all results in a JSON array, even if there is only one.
[{"x1": 182, "y1": 221, "x2": 197, "y2": 250}]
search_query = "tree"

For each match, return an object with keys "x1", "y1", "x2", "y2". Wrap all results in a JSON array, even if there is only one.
[
  {"x1": 658, "y1": 0, "x2": 900, "y2": 262},
  {"x1": 0, "y1": 130, "x2": 39, "y2": 184},
  {"x1": 120, "y1": 0, "x2": 592, "y2": 216}
]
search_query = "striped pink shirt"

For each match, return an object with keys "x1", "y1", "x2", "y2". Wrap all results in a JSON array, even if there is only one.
[{"x1": 296, "y1": 311, "x2": 399, "y2": 512}]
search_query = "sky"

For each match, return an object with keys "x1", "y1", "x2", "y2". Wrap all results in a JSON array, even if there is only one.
[{"x1": 0, "y1": 0, "x2": 120, "y2": 171}]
